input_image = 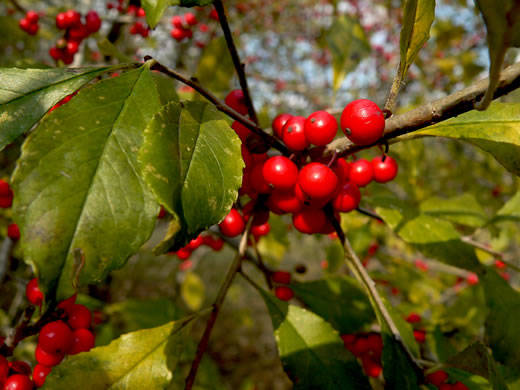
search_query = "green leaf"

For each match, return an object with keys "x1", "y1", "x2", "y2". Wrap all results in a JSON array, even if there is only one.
[
  {"x1": 482, "y1": 270, "x2": 520, "y2": 368},
  {"x1": 446, "y1": 342, "x2": 509, "y2": 390},
  {"x1": 324, "y1": 15, "x2": 371, "y2": 92},
  {"x1": 368, "y1": 195, "x2": 482, "y2": 270},
  {"x1": 139, "y1": 101, "x2": 243, "y2": 252},
  {"x1": 290, "y1": 276, "x2": 374, "y2": 334},
  {"x1": 181, "y1": 272, "x2": 205, "y2": 311},
  {"x1": 398, "y1": 0, "x2": 435, "y2": 81},
  {"x1": 194, "y1": 37, "x2": 234, "y2": 95},
  {"x1": 42, "y1": 316, "x2": 195, "y2": 389},
  {"x1": 12, "y1": 66, "x2": 161, "y2": 300},
  {"x1": 0, "y1": 65, "x2": 125, "y2": 151},
  {"x1": 419, "y1": 193, "x2": 486, "y2": 227},
  {"x1": 416, "y1": 104, "x2": 520, "y2": 176},
  {"x1": 259, "y1": 288, "x2": 371, "y2": 390},
  {"x1": 474, "y1": 0, "x2": 520, "y2": 110},
  {"x1": 492, "y1": 191, "x2": 520, "y2": 223},
  {"x1": 142, "y1": 0, "x2": 214, "y2": 28}
]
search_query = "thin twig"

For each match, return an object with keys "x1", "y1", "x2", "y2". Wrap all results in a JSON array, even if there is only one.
[
  {"x1": 356, "y1": 207, "x2": 384, "y2": 222},
  {"x1": 384, "y1": 65, "x2": 403, "y2": 114},
  {"x1": 213, "y1": 0, "x2": 258, "y2": 124},
  {"x1": 146, "y1": 58, "x2": 288, "y2": 155},
  {"x1": 185, "y1": 219, "x2": 253, "y2": 389},
  {"x1": 461, "y1": 236, "x2": 520, "y2": 272},
  {"x1": 325, "y1": 61, "x2": 520, "y2": 158}
]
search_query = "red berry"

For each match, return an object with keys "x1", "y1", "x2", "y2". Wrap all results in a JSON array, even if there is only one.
[
  {"x1": 0, "y1": 355, "x2": 8, "y2": 382},
  {"x1": 332, "y1": 182, "x2": 361, "y2": 212},
  {"x1": 272, "y1": 113, "x2": 292, "y2": 138},
  {"x1": 175, "y1": 247, "x2": 191, "y2": 260},
  {"x1": 0, "y1": 180, "x2": 9, "y2": 197},
  {"x1": 439, "y1": 384, "x2": 454, "y2": 390},
  {"x1": 341, "y1": 334, "x2": 356, "y2": 346},
  {"x1": 67, "y1": 328, "x2": 95, "y2": 355},
  {"x1": 231, "y1": 120, "x2": 252, "y2": 142},
  {"x1": 35, "y1": 344, "x2": 64, "y2": 367},
  {"x1": 33, "y1": 364, "x2": 52, "y2": 388},
  {"x1": 452, "y1": 382, "x2": 470, "y2": 390},
  {"x1": 366, "y1": 333, "x2": 383, "y2": 355},
  {"x1": 225, "y1": 90, "x2": 248, "y2": 116},
  {"x1": 341, "y1": 99, "x2": 385, "y2": 145},
  {"x1": 292, "y1": 208, "x2": 327, "y2": 234},
  {"x1": 65, "y1": 40, "x2": 79, "y2": 56},
  {"x1": 8, "y1": 361, "x2": 31, "y2": 376},
  {"x1": 187, "y1": 235, "x2": 204, "y2": 250},
  {"x1": 413, "y1": 329, "x2": 426, "y2": 343},
  {"x1": 298, "y1": 163, "x2": 338, "y2": 200},
  {"x1": 171, "y1": 15, "x2": 183, "y2": 28},
  {"x1": 332, "y1": 159, "x2": 350, "y2": 183},
  {"x1": 351, "y1": 337, "x2": 369, "y2": 357},
  {"x1": 27, "y1": 23, "x2": 39, "y2": 35},
  {"x1": 67, "y1": 304, "x2": 92, "y2": 329},
  {"x1": 184, "y1": 12, "x2": 197, "y2": 25},
  {"x1": 170, "y1": 27, "x2": 185, "y2": 41},
  {"x1": 372, "y1": 155, "x2": 398, "y2": 183},
  {"x1": 57, "y1": 294, "x2": 77, "y2": 313},
  {"x1": 252, "y1": 222, "x2": 270, "y2": 240},
  {"x1": 272, "y1": 271, "x2": 291, "y2": 284},
  {"x1": 69, "y1": 23, "x2": 89, "y2": 41},
  {"x1": 3, "y1": 374, "x2": 33, "y2": 390},
  {"x1": 61, "y1": 54, "x2": 74, "y2": 65},
  {"x1": 426, "y1": 370, "x2": 449, "y2": 386},
  {"x1": 25, "y1": 10, "x2": 39, "y2": 24},
  {"x1": 269, "y1": 189, "x2": 303, "y2": 214},
  {"x1": 294, "y1": 181, "x2": 330, "y2": 208},
  {"x1": 262, "y1": 156, "x2": 299, "y2": 192},
  {"x1": 18, "y1": 18, "x2": 30, "y2": 31},
  {"x1": 55, "y1": 12, "x2": 68, "y2": 29},
  {"x1": 64, "y1": 10, "x2": 81, "y2": 27},
  {"x1": 467, "y1": 272, "x2": 479, "y2": 285},
  {"x1": 137, "y1": 8, "x2": 146, "y2": 17},
  {"x1": 85, "y1": 11, "x2": 101, "y2": 33},
  {"x1": 495, "y1": 259, "x2": 506, "y2": 269},
  {"x1": 275, "y1": 286, "x2": 294, "y2": 301},
  {"x1": 219, "y1": 208, "x2": 245, "y2": 237},
  {"x1": 199, "y1": 23, "x2": 209, "y2": 32},
  {"x1": 304, "y1": 111, "x2": 338, "y2": 146},
  {"x1": 183, "y1": 29, "x2": 192, "y2": 39},
  {"x1": 282, "y1": 116, "x2": 310, "y2": 151},
  {"x1": 209, "y1": 8, "x2": 219, "y2": 20},
  {"x1": 38, "y1": 321, "x2": 73, "y2": 354},
  {"x1": 349, "y1": 159, "x2": 373, "y2": 187},
  {"x1": 26, "y1": 278, "x2": 44, "y2": 306},
  {"x1": 249, "y1": 163, "x2": 270, "y2": 194},
  {"x1": 49, "y1": 47, "x2": 62, "y2": 61},
  {"x1": 362, "y1": 355, "x2": 382, "y2": 377},
  {"x1": 406, "y1": 313, "x2": 421, "y2": 323}
]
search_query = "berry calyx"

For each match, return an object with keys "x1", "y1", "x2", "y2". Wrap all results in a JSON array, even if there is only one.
[
  {"x1": 304, "y1": 111, "x2": 338, "y2": 146},
  {"x1": 341, "y1": 99, "x2": 385, "y2": 145},
  {"x1": 372, "y1": 155, "x2": 398, "y2": 183},
  {"x1": 292, "y1": 208, "x2": 327, "y2": 234},
  {"x1": 262, "y1": 156, "x2": 299, "y2": 191},
  {"x1": 219, "y1": 208, "x2": 245, "y2": 237},
  {"x1": 67, "y1": 304, "x2": 92, "y2": 329},
  {"x1": 275, "y1": 286, "x2": 294, "y2": 301},
  {"x1": 26, "y1": 278, "x2": 44, "y2": 307},
  {"x1": 332, "y1": 182, "x2": 361, "y2": 212},
  {"x1": 272, "y1": 113, "x2": 292, "y2": 138},
  {"x1": 38, "y1": 320, "x2": 73, "y2": 354},
  {"x1": 67, "y1": 328, "x2": 95, "y2": 355},
  {"x1": 349, "y1": 159, "x2": 373, "y2": 187},
  {"x1": 282, "y1": 116, "x2": 310, "y2": 151},
  {"x1": 3, "y1": 374, "x2": 33, "y2": 390},
  {"x1": 225, "y1": 89, "x2": 248, "y2": 116},
  {"x1": 298, "y1": 163, "x2": 338, "y2": 200}
]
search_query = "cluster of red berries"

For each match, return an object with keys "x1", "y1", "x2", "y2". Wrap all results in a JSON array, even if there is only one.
[
  {"x1": 426, "y1": 370, "x2": 469, "y2": 390},
  {"x1": 128, "y1": 9, "x2": 149, "y2": 38},
  {"x1": 49, "y1": 10, "x2": 101, "y2": 64},
  {"x1": 341, "y1": 333, "x2": 383, "y2": 378},
  {"x1": 18, "y1": 10, "x2": 40, "y2": 36},
  {"x1": 405, "y1": 312, "x2": 427, "y2": 344},
  {"x1": 0, "y1": 357, "x2": 34, "y2": 390},
  {"x1": 272, "y1": 271, "x2": 293, "y2": 301},
  {"x1": 170, "y1": 12, "x2": 198, "y2": 42},
  {"x1": 0, "y1": 179, "x2": 19, "y2": 242},
  {"x1": 25, "y1": 279, "x2": 95, "y2": 387},
  {"x1": 218, "y1": 90, "x2": 397, "y2": 237},
  {"x1": 169, "y1": 234, "x2": 225, "y2": 271}
]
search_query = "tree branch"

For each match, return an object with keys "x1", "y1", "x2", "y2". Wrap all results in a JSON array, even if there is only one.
[
  {"x1": 384, "y1": 63, "x2": 403, "y2": 114},
  {"x1": 213, "y1": 0, "x2": 258, "y2": 124},
  {"x1": 461, "y1": 236, "x2": 520, "y2": 272},
  {"x1": 326, "y1": 61, "x2": 520, "y2": 157},
  {"x1": 185, "y1": 219, "x2": 253, "y2": 390},
  {"x1": 146, "y1": 58, "x2": 288, "y2": 155}
]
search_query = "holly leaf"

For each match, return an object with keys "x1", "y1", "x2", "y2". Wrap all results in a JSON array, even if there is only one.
[
  {"x1": 474, "y1": 0, "x2": 520, "y2": 110},
  {"x1": 42, "y1": 316, "x2": 195, "y2": 389},
  {"x1": 194, "y1": 37, "x2": 234, "y2": 95},
  {"x1": 138, "y1": 101, "x2": 243, "y2": 252},
  {"x1": 398, "y1": 0, "x2": 435, "y2": 81},
  {"x1": 416, "y1": 103, "x2": 520, "y2": 176},
  {"x1": 259, "y1": 288, "x2": 371, "y2": 390},
  {"x1": 325, "y1": 15, "x2": 371, "y2": 92},
  {"x1": 12, "y1": 66, "x2": 161, "y2": 301},
  {"x1": 368, "y1": 195, "x2": 482, "y2": 270},
  {"x1": 419, "y1": 193, "x2": 486, "y2": 228},
  {"x1": 142, "y1": 0, "x2": 214, "y2": 28},
  {"x1": 290, "y1": 276, "x2": 374, "y2": 334},
  {"x1": 0, "y1": 65, "x2": 126, "y2": 151}
]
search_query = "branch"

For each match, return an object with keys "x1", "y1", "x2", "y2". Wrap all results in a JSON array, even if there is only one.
[
  {"x1": 356, "y1": 207, "x2": 384, "y2": 222},
  {"x1": 213, "y1": 0, "x2": 258, "y2": 124},
  {"x1": 185, "y1": 219, "x2": 253, "y2": 390},
  {"x1": 384, "y1": 63, "x2": 403, "y2": 114},
  {"x1": 146, "y1": 58, "x2": 288, "y2": 155},
  {"x1": 326, "y1": 61, "x2": 520, "y2": 157},
  {"x1": 461, "y1": 236, "x2": 520, "y2": 272}
]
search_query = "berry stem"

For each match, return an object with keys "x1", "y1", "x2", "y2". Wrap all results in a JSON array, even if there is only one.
[
  {"x1": 213, "y1": 0, "x2": 258, "y2": 125},
  {"x1": 356, "y1": 207, "x2": 384, "y2": 222},
  {"x1": 185, "y1": 217, "x2": 253, "y2": 390}
]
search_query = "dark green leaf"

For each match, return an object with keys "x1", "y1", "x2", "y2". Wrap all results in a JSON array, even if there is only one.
[
  {"x1": 42, "y1": 317, "x2": 195, "y2": 389},
  {"x1": 0, "y1": 65, "x2": 126, "y2": 151},
  {"x1": 139, "y1": 101, "x2": 243, "y2": 252},
  {"x1": 12, "y1": 66, "x2": 161, "y2": 300},
  {"x1": 291, "y1": 276, "x2": 374, "y2": 334},
  {"x1": 492, "y1": 191, "x2": 520, "y2": 223},
  {"x1": 417, "y1": 104, "x2": 520, "y2": 176},
  {"x1": 419, "y1": 193, "x2": 486, "y2": 227},
  {"x1": 259, "y1": 288, "x2": 371, "y2": 390}
]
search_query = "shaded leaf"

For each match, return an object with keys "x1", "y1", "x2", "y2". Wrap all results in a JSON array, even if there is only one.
[
  {"x1": 290, "y1": 276, "x2": 374, "y2": 334},
  {"x1": 194, "y1": 37, "x2": 234, "y2": 95},
  {"x1": 492, "y1": 191, "x2": 520, "y2": 223},
  {"x1": 12, "y1": 66, "x2": 160, "y2": 300},
  {"x1": 42, "y1": 317, "x2": 195, "y2": 389},
  {"x1": 398, "y1": 0, "x2": 435, "y2": 81},
  {"x1": 0, "y1": 65, "x2": 126, "y2": 151},
  {"x1": 416, "y1": 104, "x2": 520, "y2": 176},
  {"x1": 181, "y1": 272, "x2": 205, "y2": 311},
  {"x1": 419, "y1": 193, "x2": 486, "y2": 227},
  {"x1": 259, "y1": 288, "x2": 371, "y2": 390},
  {"x1": 139, "y1": 101, "x2": 243, "y2": 252},
  {"x1": 142, "y1": 0, "x2": 214, "y2": 28}
]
